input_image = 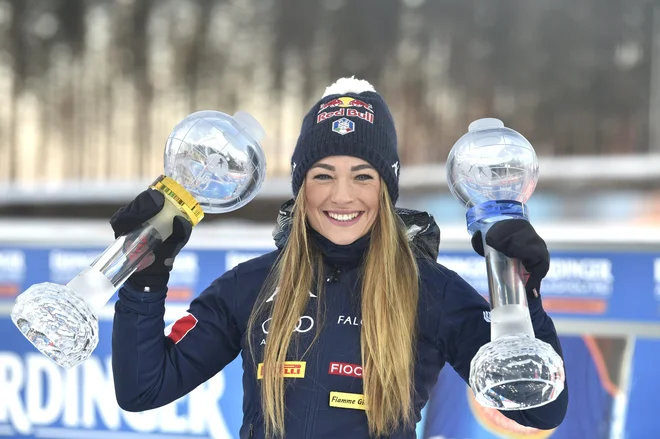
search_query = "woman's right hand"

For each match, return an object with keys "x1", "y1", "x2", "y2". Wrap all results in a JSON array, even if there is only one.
[{"x1": 110, "y1": 189, "x2": 192, "y2": 292}]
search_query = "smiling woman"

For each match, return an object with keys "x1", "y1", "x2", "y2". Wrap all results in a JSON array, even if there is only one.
[
  {"x1": 110, "y1": 77, "x2": 568, "y2": 439},
  {"x1": 304, "y1": 157, "x2": 381, "y2": 245}
]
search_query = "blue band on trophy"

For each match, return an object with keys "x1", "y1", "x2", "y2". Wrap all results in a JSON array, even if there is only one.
[{"x1": 466, "y1": 200, "x2": 529, "y2": 235}]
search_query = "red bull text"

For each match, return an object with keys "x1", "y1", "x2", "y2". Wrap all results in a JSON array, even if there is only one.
[{"x1": 317, "y1": 108, "x2": 374, "y2": 124}]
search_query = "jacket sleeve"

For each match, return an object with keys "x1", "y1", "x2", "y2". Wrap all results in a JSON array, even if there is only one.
[
  {"x1": 437, "y1": 270, "x2": 569, "y2": 430},
  {"x1": 111, "y1": 268, "x2": 242, "y2": 412}
]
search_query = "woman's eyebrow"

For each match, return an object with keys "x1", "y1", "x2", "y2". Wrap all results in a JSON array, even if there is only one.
[
  {"x1": 351, "y1": 164, "x2": 375, "y2": 171},
  {"x1": 312, "y1": 163, "x2": 335, "y2": 171}
]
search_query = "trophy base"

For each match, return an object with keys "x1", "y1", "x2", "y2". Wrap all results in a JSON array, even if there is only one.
[
  {"x1": 474, "y1": 379, "x2": 561, "y2": 411},
  {"x1": 469, "y1": 334, "x2": 565, "y2": 410},
  {"x1": 11, "y1": 282, "x2": 99, "y2": 369}
]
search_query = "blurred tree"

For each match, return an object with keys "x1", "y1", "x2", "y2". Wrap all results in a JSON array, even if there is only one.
[{"x1": 0, "y1": 0, "x2": 654, "y2": 183}]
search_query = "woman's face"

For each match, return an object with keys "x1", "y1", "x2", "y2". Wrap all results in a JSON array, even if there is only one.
[{"x1": 304, "y1": 156, "x2": 381, "y2": 245}]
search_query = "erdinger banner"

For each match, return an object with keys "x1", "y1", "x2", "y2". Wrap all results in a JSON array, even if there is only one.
[
  {"x1": 0, "y1": 250, "x2": 26, "y2": 298},
  {"x1": 438, "y1": 251, "x2": 659, "y2": 322},
  {"x1": 0, "y1": 318, "x2": 246, "y2": 439},
  {"x1": 0, "y1": 245, "x2": 659, "y2": 438}
]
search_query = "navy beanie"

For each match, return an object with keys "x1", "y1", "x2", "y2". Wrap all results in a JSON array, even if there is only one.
[{"x1": 290, "y1": 77, "x2": 400, "y2": 204}]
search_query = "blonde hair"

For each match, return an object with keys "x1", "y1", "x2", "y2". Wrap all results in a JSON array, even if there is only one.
[{"x1": 247, "y1": 181, "x2": 419, "y2": 437}]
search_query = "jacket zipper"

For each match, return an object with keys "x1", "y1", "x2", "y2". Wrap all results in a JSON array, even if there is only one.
[
  {"x1": 300, "y1": 317, "x2": 320, "y2": 438},
  {"x1": 303, "y1": 350, "x2": 321, "y2": 438},
  {"x1": 304, "y1": 273, "x2": 339, "y2": 438},
  {"x1": 249, "y1": 423, "x2": 253, "y2": 438}
]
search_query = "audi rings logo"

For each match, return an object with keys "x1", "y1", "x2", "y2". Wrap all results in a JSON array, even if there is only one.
[{"x1": 261, "y1": 316, "x2": 314, "y2": 334}]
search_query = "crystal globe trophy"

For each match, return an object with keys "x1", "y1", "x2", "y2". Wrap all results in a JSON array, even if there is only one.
[
  {"x1": 11, "y1": 110, "x2": 267, "y2": 369},
  {"x1": 446, "y1": 118, "x2": 565, "y2": 410}
]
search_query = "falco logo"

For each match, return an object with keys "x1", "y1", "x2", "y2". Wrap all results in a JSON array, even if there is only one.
[{"x1": 337, "y1": 315, "x2": 361, "y2": 325}]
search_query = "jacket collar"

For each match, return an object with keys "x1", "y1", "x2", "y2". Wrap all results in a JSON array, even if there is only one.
[
  {"x1": 308, "y1": 227, "x2": 370, "y2": 267},
  {"x1": 272, "y1": 199, "x2": 441, "y2": 262}
]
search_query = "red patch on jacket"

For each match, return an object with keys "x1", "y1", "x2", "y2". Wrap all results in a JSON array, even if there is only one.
[{"x1": 165, "y1": 313, "x2": 198, "y2": 344}]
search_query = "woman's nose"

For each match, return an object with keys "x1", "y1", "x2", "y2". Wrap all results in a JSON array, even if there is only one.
[{"x1": 330, "y1": 178, "x2": 353, "y2": 204}]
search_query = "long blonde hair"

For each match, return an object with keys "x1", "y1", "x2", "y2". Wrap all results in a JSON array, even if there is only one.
[{"x1": 247, "y1": 181, "x2": 420, "y2": 438}]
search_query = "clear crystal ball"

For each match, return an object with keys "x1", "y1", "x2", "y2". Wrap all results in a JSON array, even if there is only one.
[
  {"x1": 447, "y1": 118, "x2": 539, "y2": 208},
  {"x1": 11, "y1": 282, "x2": 99, "y2": 369},
  {"x1": 469, "y1": 334, "x2": 565, "y2": 410},
  {"x1": 164, "y1": 110, "x2": 267, "y2": 214}
]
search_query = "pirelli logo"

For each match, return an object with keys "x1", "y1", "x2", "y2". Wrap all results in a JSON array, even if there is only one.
[
  {"x1": 257, "y1": 361, "x2": 306, "y2": 379},
  {"x1": 329, "y1": 391, "x2": 366, "y2": 410}
]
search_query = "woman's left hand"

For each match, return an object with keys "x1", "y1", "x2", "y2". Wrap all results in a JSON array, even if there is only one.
[{"x1": 471, "y1": 219, "x2": 550, "y2": 299}]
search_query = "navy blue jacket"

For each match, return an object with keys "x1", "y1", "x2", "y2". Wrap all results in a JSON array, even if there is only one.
[{"x1": 112, "y1": 231, "x2": 568, "y2": 438}]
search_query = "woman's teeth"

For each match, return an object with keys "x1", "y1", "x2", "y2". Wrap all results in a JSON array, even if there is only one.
[{"x1": 328, "y1": 212, "x2": 359, "y2": 221}]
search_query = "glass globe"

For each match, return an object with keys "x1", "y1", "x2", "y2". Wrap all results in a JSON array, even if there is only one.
[
  {"x1": 446, "y1": 118, "x2": 539, "y2": 209},
  {"x1": 164, "y1": 110, "x2": 267, "y2": 213}
]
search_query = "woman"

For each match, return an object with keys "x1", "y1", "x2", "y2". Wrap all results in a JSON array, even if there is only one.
[{"x1": 111, "y1": 77, "x2": 568, "y2": 438}]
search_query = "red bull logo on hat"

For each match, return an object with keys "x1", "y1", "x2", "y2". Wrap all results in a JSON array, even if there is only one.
[
  {"x1": 318, "y1": 96, "x2": 374, "y2": 113},
  {"x1": 317, "y1": 109, "x2": 346, "y2": 123},
  {"x1": 347, "y1": 98, "x2": 373, "y2": 112},
  {"x1": 317, "y1": 108, "x2": 374, "y2": 124}
]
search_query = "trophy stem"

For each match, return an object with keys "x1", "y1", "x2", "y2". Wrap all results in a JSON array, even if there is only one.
[
  {"x1": 66, "y1": 200, "x2": 182, "y2": 313},
  {"x1": 482, "y1": 225, "x2": 535, "y2": 340}
]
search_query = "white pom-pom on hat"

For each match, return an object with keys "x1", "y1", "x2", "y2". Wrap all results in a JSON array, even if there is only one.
[{"x1": 322, "y1": 76, "x2": 377, "y2": 98}]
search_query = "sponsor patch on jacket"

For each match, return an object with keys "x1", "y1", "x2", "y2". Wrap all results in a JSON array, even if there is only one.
[
  {"x1": 164, "y1": 313, "x2": 198, "y2": 344},
  {"x1": 328, "y1": 362, "x2": 362, "y2": 378},
  {"x1": 257, "y1": 361, "x2": 306, "y2": 379},
  {"x1": 329, "y1": 391, "x2": 366, "y2": 410}
]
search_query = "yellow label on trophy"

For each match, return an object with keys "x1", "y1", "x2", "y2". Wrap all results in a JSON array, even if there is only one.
[{"x1": 150, "y1": 175, "x2": 204, "y2": 226}]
